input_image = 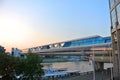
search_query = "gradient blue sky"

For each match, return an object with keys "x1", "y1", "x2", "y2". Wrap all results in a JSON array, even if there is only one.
[{"x1": 0, "y1": 0, "x2": 110, "y2": 52}]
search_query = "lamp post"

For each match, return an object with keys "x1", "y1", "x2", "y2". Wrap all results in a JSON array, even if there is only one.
[
  {"x1": 92, "y1": 40, "x2": 95, "y2": 80},
  {"x1": 109, "y1": 48, "x2": 113, "y2": 80},
  {"x1": 88, "y1": 54, "x2": 95, "y2": 80},
  {"x1": 89, "y1": 39, "x2": 95, "y2": 80}
]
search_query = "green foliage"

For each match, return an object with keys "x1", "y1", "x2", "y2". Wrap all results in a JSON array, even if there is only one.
[
  {"x1": 15, "y1": 53, "x2": 44, "y2": 79},
  {"x1": 0, "y1": 53, "x2": 16, "y2": 79},
  {"x1": 0, "y1": 52, "x2": 44, "y2": 79}
]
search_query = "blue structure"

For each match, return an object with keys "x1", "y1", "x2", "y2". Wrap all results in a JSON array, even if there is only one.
[
  {"x1": 63, "y1": 35, "x2": 111, "y2": 48},
  {"x1": 22, "y1": 35, "x2": 111, "y2": 53}
]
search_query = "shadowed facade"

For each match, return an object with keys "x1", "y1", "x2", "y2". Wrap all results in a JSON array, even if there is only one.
[{"x1": 109, "y1": 0, "x2": 120, "y2": 79}]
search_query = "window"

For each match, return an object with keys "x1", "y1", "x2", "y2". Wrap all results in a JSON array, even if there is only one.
[
  {"x1": 117, "y1": 3, "x2": 120, "y2": 24},
  {"x1": 110, "y1": 0, "x2": 115, "y2": 9},
  {"x1": 115, "y1": 0, "x2": 119, "y2": 3},
  {"x1": 111, "y1": 9, "x2": 117, "y2": 27}
]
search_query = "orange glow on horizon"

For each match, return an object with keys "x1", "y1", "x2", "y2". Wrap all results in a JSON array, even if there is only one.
[{"x1": 0, "y1": 12, "x2": 43, "y2": 52}]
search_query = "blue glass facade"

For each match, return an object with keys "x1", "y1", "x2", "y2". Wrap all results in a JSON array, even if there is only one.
[
  {"x1": 23, "y1": 35, "x2": 111, "y2": 53},
  {"x1": 110, "y1": 0, "x2": 115, "y2": 9},
  {"x1": 41, "y1": 45, "x2": 50, "y2": 49},
  {"x1": 63, "y1": 36, "x2": 111, "y2": 48},
  {"x1": 109, "y1": 0, "x2": 120, "y2": 28}
]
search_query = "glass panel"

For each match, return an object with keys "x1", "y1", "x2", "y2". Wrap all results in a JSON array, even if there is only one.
[
  {"x1": 117, "y1": 3, "x2": 120, "y2": 24},
  {"x1": 111, "y1": 9, "x2": 117, "y2": 27},
  {"x1": 110, "y1": 0, "x2": 115, "y2": 8},
  {"x1": 69, "y1": 37, "x2": 111, "y2": 47},
  {"x1": 115, "y1": 0, "x2": 119, "y2": 3}
]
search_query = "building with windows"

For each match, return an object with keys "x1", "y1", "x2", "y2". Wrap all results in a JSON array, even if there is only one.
[
  {"x1": 11, "y1": 48, "x2": 22, "y2": 57},
  {"x1": 62, "y1": 35, "x2": 111, "y2": 48},
  {"x1": 109, "y1": 0, "x2": 120, "y2": 79},
  {"x1": 22, "y1": 35, "x2": 111, "y2": 53}
]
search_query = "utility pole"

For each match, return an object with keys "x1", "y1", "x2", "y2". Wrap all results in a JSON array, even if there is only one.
[{"x1": 92, "y1": 40, "x2": 95, "y2": 80}]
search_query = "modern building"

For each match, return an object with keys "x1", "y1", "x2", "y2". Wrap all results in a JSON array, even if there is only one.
[
  {"x1": 109, "y1": 0, "x2": 120, "y2": 79},
  {"x1": 11, "y1": 48, "x2": 22, "y2": 57},
  {"x1": 22, "y1": 35, "x2": 111, "y2": 53}
]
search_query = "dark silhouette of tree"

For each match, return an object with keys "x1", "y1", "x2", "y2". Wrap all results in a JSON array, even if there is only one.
[
  {"x1": 0, "y1": 53, "x2": 16, "y2": 80},
  {"x1": 0, "y1": 46, "x2": 6, "y2": 53},
  {"x1": 15, "y1": 53, "x2": 44, "y2": 79},
  {"x1": 0, "y1": 52, "x2": 44, "y2": 80}
]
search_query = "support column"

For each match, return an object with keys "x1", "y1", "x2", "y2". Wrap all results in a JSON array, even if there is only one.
[
  {"x1": 52, "y1": 76, "x2": 55, "y2": 80},
  {"x1": 95, "y1": 62, "x2": 104, "y2": 80},
  {"x1": 111, "y1": 26, "x2": 120, "y2": 80},
  {"x1": 116, "y1": 26, "x2": 120, "y2": 80},
  {"x1": 95, "y1": 62, "x2": 104, "y2": 72},
  {"x1": 100, "y1": 62, "x2": 104, "y2": 80}
]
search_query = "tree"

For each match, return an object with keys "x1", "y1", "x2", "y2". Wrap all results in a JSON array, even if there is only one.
[
  {"x1": 15, "y1": 53, "x2": 44, "y2": 79},
  {"x1": 0, "y1": 46, "x2": 6, "y2": 53},
  {"x1": 0, "y1": 52, "x2": 44, "y2": 80},
  {"x1": 0, "y1": 53, "x2": 16, "y2": 80}
]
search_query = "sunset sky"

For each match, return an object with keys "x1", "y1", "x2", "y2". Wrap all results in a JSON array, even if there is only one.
[{"x1": 0, "y1": 0, "x2": 110, "y2": 52}]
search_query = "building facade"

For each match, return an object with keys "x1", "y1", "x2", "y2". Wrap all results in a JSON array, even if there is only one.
[
  {"x1": 109, "y1": 0, "x2": 120, "y2": 79},
  {"x1": 11, "y1": 48, "x2": 22, "y2": 57},
  {"x1": 22, "y1": 35, "x2": 111, "y2": 53}
]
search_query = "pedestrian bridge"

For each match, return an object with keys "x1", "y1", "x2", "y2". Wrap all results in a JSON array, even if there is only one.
[
  {"x1": 22, "y1": 44, "x2": 112, "y2": 63},
  {"x1": 22, "y1": 35, "x2": 112, "y2": 63}
]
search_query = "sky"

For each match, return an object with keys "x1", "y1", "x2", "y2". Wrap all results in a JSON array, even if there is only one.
[{"x1": 0, "y1": 0, "x2": 110, "y2": 52}]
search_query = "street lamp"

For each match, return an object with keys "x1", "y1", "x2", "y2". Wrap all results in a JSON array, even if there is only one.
[
  {"x1": 92, "y1": 39, "x2": 95, "y2": 80},
  {"x1": 88, "y1": 39, "x2": 96, "y2": 80},
  {"x1": 109, "y1": 47, "x2": 113, "y2": 80}
]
